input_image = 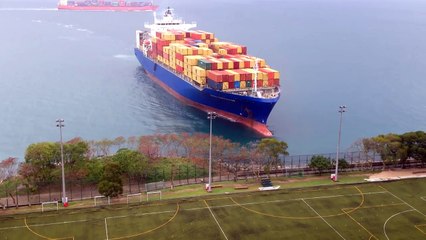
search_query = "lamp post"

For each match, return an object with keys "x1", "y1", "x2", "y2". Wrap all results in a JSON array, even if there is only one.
[
  {"x1": 207, "y1": 112, "x2": 217, "y2": 192},
  {"x1": 56, "y1": 119, "x2": 67, "y2": 206},
  {"x1": 334, "y1": 106, "x2": 346, "y2": 182}
]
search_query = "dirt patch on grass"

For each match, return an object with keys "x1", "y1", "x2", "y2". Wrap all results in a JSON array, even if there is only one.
[{"x1": 368, "y1": 168, "x2": 426, "y2": 179}]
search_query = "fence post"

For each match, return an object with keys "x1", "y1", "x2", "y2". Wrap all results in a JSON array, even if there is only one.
[
  {"x1": 48, "y1": 183, "x2": 51, "y2": 201},
  {"x1": 202, "y1": 163, "x2": 205, "y2": 182},
  {"x1": 178, "y1": 165, "x2": 181, "y2": 185},
  {"x1": 5, "y1": 185, "x2": 9, "y2": 207},
  {"x1": 186, "y1": 164, "x2": 189, "y2": 184},
  {"x1": 219, "y1": 162, "x2": 222, "y2": 181},
  {"x1": 80, "y1": 179, "x2": 83, "y2": 200},
  {"x1": 129, "y1": 176, "x2": 132, "y2": 194},
  {"x1": 27, "y1": 187, "x2": 31, "y2": 206},
  {"x1": 194, "y1": 164, "x2": 197, "y2": 183},
  {"x1": 70, "y1": 181, "x2": 73, "y2": 200},
  {"x1": 15, "y1": 184, "x2": 18, "y2": 208}
]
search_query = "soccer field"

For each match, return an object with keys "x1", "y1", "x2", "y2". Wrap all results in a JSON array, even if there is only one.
[{"x1": 1, "y1": 178, "x2": 426, "y2": 239}]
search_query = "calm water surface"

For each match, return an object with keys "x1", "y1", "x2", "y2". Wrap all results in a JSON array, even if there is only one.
[{"x1": 0, "y1": 0, "x2": 425, "y2": 160}]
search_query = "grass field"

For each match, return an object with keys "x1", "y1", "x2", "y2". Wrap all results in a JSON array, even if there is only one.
[{"x1": 1, "y1": 178, "x2": 425, "y2": 239}]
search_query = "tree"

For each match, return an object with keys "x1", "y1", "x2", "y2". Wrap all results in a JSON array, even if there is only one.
[
  {"x1": 85, "y1": 159, "x2": 105, "y2": 183},
  {"x1": 112, "y1": 149, "x2": 148, "y2": 187},
  {"x1": 256, "y1": 138, "x2": 289, "y2": 177},
  {"x1": 371, "y1": 134, "x2": 404, "y2": 169},
  {"x1": 0, "y1": 157, "x2": 18, "y2": 183},
  {"x1": 227, "y1": 143, "x2": 250, "y2": 181},
  {"x1": 63, "y1": 138, "x2": 89, "y2": 180},
  {"x1": 401, "y1": 131, "x2": 426, "y2": 166},
  {"x1": 309, "y1": 155, "x2": 332, "y2": 175},
  {"x1": 98, "y1": 162, "x2": 123, "y2": 197},
  {"x1": 333, "y1": 159, "x2": 350, "y2": 170},
  {"x1": 23, "y1": 142, "x2": 60, "y2": 184}
]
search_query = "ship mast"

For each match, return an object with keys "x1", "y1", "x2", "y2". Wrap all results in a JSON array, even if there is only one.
[{"x1": 253, "y1": 58, "x2": 260, "y2": 97}]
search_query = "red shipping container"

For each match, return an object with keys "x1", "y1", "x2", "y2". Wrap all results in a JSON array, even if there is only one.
[
  {"x1": 274, "y1": 79, "x2": 280, "y2": 86},
  {"x1": 176, "y1": 65, "x2": 184, "y2": 73},
  {"x1": 223, "y1": 73, "x2": 229, "y2": 82},
  {"x1": 233, "y1": 60, "x2": 240, "y2": 69},
  {"x1": 242, "y1": 46, "x2": 247, "y2": 55},
  {"x1": 176, "y1": 53, "x2": 184, "y2": 61},
  {"x1": 256, "y1": 80, "x2": 263, "y2": 88},
  {"x1": 243, "y1": 60, "x2": 250, "y2": 68},
  {"x1": 223, "y1": 61, "x2": 229, "y2": 69},
  {"x1": 207, "y1": 70, "x2": 223, "y2": 82},
  {"x1": 211, "y1": 61, "x2": 217, "y2": 70},
  {"x1": 233, "y1": 69, "x2": 246, "y2": 81},
  {"x1": 156, "y1": 32, "x2": 162, "y2": 38},
  {"x1": 228, "y1": 73, "x2": 235, "y2": 82},
  {"x1": 229, "y1": 82, "x2": 235, "y2": 89}
]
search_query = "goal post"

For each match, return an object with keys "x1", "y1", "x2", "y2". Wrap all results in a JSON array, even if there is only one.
[
  {"x1": 127, "y1": 193, "x2": 143, "y2": 204},
  {"x1": 146, "y1": 191, "x2": 162, "y2": 201},
  {"x1": 41, "y1": 201, "x2": 59, "y2": 212},
  {"x1": 94, "y1": 195, "x2": 110, "y2": 206}
]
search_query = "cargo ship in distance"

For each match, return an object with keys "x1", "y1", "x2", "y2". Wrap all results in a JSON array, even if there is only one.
[
  {"x1": 134, "y1": 8, "x2": 281, "y2": 136},
  {"x1": 58, "y1": 0, "x2": 158, "y2": 11}
]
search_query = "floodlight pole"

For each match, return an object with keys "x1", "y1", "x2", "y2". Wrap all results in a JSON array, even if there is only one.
[
  {"x1": 334, "y1": 106, "x2": 346, "y2": 181},
  {"x1": 207, "y1": 112, "x2": 217, "y2": 192},
  {"x1": 56, "y1": 119, "x2": 67, "y2": 206}
]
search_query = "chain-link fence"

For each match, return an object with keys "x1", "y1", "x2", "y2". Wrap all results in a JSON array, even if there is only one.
[{"x1": 1, "y1": 152, "x2": 423, "y2": 209}]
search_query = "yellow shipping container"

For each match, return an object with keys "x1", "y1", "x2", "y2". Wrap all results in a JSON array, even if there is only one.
[
  {"x1": 240, "y1": 81, "x2": 246, "y2": 89},
  {"x1": 194, "y1": 76, "x2": 206, "y2": 85},
  {"x1": 223, "y1": 82, "x2": 229, "y2": 90},
  {"x1": 263, "y1": 80, "x2": 269, "y2": 87},
  {"x1": 196, "y1": 43, "x2": 208, "y2": 48},
  {"x1": 218, "y1": 49, "x2": 227, "y2": 55},
  {"x1": 257, "y1": 58, "x2": 266, "y2": 68},
  {"x1": 192, "y1": 66, "x2": 206, "y2": 77},
  {"x1": 163, "y1": 46, "x2": 170, "y2": 54},
  {"x1": 161, "y1": 31, "x2": 175, "y2": 41},
  {"x1": 186, "y1": 55, "x2": 204, "y2": 66}
]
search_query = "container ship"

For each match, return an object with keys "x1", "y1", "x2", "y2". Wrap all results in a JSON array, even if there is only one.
[
  {"x1": 134, "y1": 8, "x2": 281, "y2": 136},
  {"x1": 57, "y1": 0, "x2": 158, "y2": 11}
]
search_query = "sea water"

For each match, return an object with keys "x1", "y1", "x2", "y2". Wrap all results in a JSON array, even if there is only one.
[{"x1": 0, "y1": 0, "x2": 425, "y2": 160}]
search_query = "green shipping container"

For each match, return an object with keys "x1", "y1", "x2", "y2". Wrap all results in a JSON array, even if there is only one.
[
  {"x1": 246, "y1": 80, "x2": 252, "y2": 88},
  {"x1": 198, "y1": 59, "x2": 212, "y2": 70}
]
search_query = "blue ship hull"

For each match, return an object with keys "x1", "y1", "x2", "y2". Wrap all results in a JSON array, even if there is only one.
[{"x1": 134, "y1": 48, "x2": 279, "y2": 136}]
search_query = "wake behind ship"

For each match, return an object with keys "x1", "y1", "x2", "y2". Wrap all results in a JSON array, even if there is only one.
[
  {"x1": 58, "y1": 0, "x2": 158, "y2": 11},
  {"x1": 134, "y1": 8, "x2": 281, "y2": 136}
]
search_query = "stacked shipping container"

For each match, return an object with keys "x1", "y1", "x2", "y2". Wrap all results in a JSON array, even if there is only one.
[{"x1": 144, "y1": 30, "x2": 280, "y2": 91}]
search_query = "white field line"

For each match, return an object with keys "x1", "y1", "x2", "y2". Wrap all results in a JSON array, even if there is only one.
[
  {"x1": 105, "y1": 218, "x2": 109, "y2": 240},
  {"x1": 383, "y1": 209, "x2": 414, "y2": 240},
  {"x1": 421, "y1": 196, "x2": 426, "y2": 202},
  {"x1": 302, "y1": 199, "x2": 346, "y2": 240},
  {"x1": 187, "y1": 191, "x2": 387, "y2": 212},
  {"x1": 0, "y1": 190, "x2": 387, "y2": 231},
  {"x1": 381, "y1": 186, "x2": 426, "y2": 218},
  {"x1": 204, "y1": 201, "x2": 229, "y2": 240}
]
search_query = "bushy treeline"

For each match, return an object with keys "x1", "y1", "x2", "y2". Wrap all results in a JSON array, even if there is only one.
[
  {"x1": 356, "y1": 131, "x2": 426, "y2": 168},
  {"x1": 5, "y1": 133, "x2": 288, "y2": 196}
]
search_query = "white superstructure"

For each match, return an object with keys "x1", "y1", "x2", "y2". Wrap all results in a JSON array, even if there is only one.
[{"x1": 145, "y1": 7, "x2": 196, "y2": 35}]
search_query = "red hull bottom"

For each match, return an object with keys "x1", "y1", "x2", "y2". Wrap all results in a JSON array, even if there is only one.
[
  {"x1": 146, "y1": 71, "x2": 273, "y2": 137},
  {"x1": 57, "y1": 5, "x2": 158, "y2": 11}
]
